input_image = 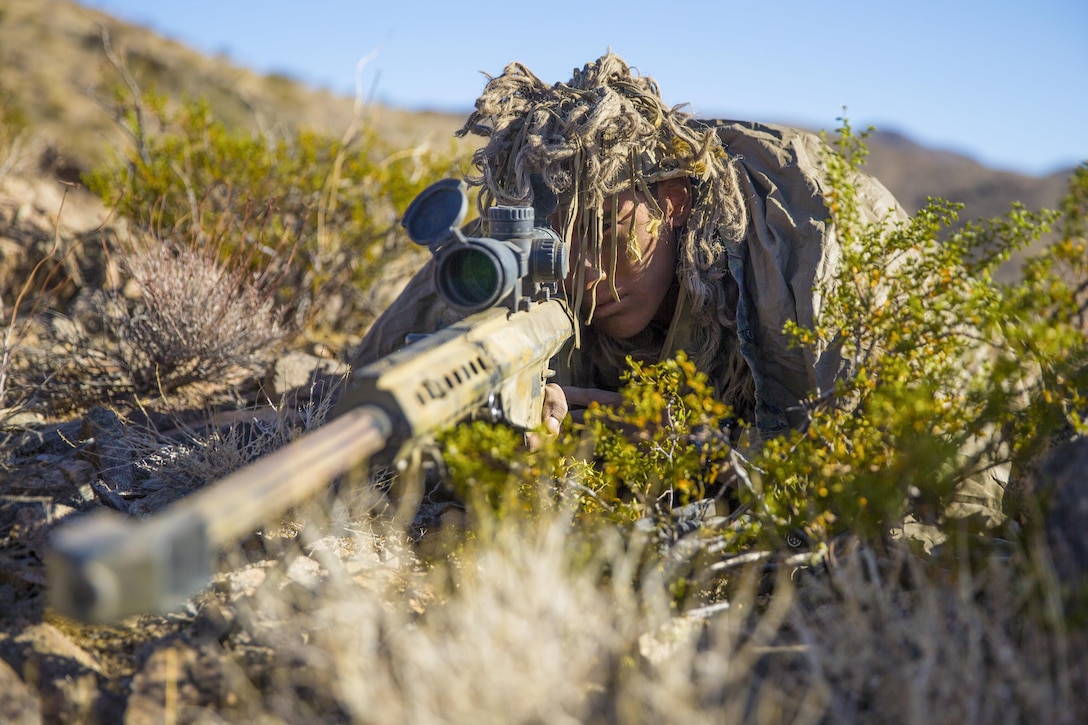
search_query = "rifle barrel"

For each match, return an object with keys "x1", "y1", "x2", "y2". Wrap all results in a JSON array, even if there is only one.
[{"x1": 47, "y1": 405, "x2": 392, "y2": 623}]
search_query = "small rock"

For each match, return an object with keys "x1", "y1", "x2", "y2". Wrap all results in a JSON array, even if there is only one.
[
  {"x1": 42, "y1": 671, "x2": 104, "y2": 724},
  {"x1": 3, "y1": 622, "x2": 113, "y2": 723},
  {"x1": 13, "y1": 622, "x2": 103, "y2": 676},
  {"x1": 58, "y1": 457, "x2": 96, "y2": 488},
  {"x1": 284, "y1": 555, "x2": 324, "y2": 590},
  {"x1": 263, "y1": 351, "x2": 347, "y2": 403},
  {"x1": 216, "y1": 562, "x2": 271, "y2": 600},
  {"x1": 13, "y1": 418, "x2": 86, "y2": 458},
  {"x1": 0, "y1": 657, "x2": 41, "y2": 725},
  {"x1": 0, "y1": 409, "x2": 46, "y2": 428},
  {"x1": 81, "y1": 406, "x2": 138, "y2": 495},
  {"x1": 124, "y1": 642, "x2": 230, "y2": 725},
  {"x1": 189, "y1": 601, "x2": 237, "y2": 643}
]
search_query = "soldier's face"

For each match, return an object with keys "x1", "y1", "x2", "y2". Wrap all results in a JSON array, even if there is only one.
[{"x1": 566, "y1": 187, "x2": 679, "y2": 340}]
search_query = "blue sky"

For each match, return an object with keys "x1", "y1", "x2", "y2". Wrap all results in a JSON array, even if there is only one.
[{"x1": 83, "y1": 0, "x2": 1086, "y2": 177}]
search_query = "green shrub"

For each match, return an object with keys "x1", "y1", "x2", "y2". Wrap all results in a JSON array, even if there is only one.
[
  {"x1": 440, "y1": 351, "x2": 745, "y2": 530},
  {"x1": 760, "y1": 123, "x2": 1086, "y2": 544},
  {"x1": 84, "y1": 89, "x2": 466, "y2": 336}
]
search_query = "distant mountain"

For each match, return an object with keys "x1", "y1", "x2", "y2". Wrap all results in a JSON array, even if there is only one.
[
  {"x1": 862, "y1": 129, "x2": 1071, "y2": 221},
  {"x1": 0, "y1": 0, "x2": 1076, "y2": 260}
]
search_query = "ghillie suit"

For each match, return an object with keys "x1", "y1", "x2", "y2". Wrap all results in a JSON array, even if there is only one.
[{"x1": 354, "y1": 52, "x2": 904, "y2": 442}]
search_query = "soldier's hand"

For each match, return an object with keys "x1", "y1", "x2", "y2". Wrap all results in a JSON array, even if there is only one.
[
  {"x1": 529, "y1": 384, "x2": 627, "y2": 451},
  {"x1": 542, "y1": 385, "x2": 624, "y2": 429},
  {"x1": 526, "y1": 383, "x2": 569, "y2": 452},
  {"x1": 558, "y1": 386, "x2": 624, "y2": 423}
]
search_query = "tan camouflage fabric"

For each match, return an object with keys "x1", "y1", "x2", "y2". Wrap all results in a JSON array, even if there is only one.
[{"x1": 696, "y1": 120, "x2": 904, "y2": 437}]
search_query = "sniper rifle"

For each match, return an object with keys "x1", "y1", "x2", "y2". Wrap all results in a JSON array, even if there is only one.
[{"x1": 46, "y1": 178, "x2": 574, "y2": 623}]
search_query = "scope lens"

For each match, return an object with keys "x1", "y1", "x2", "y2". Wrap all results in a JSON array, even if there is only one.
[{"x1": 442, "y1": 247, "x2": 500, "y2": 308}]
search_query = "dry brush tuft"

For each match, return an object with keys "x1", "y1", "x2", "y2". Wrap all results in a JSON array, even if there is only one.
[
  {"x1": 121, "y1": 242, "x2": 286, "y2": 392},
  {"x1": 32, "y1": 238, "x2": 288, "y2": 411}
]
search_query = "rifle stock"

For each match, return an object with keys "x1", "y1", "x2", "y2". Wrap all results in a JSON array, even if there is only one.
[{"x1": 46, "y1": 298, "x2": 574, "y2": 623}]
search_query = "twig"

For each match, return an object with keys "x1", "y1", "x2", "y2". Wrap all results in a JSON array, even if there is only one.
[
  {"x1": 98, "y1": 26, "x2": 151, "y2": 165},
  {"x1": 704, "y1": 549, "x2": 774, "y2": 574}
]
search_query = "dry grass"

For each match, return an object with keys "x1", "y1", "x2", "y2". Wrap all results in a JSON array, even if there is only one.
[{"x1": 148, "y1": 491, "x2": 1084, "y2": 724}]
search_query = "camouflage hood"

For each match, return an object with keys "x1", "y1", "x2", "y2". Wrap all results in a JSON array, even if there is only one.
[{"x1": 457, "y1": 52, "x2": 752, "y2": 407}]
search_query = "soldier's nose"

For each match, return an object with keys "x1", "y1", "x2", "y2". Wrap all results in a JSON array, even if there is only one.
[
  {"x1": 565, "y1": 259, "x2": 604, "y2": 292},
  {"x1": 582, "y1": 263, "x2": 605, "y2": 287}
]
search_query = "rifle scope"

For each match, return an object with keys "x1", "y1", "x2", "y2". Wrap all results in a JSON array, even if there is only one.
[{"x1": 402, "y1": 179, "x2": 569, "y2": 314}]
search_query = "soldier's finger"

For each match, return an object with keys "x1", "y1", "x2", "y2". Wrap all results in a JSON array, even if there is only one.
[{"x1": 542, "y1": 382, "x2": 568, "y2": 434}]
